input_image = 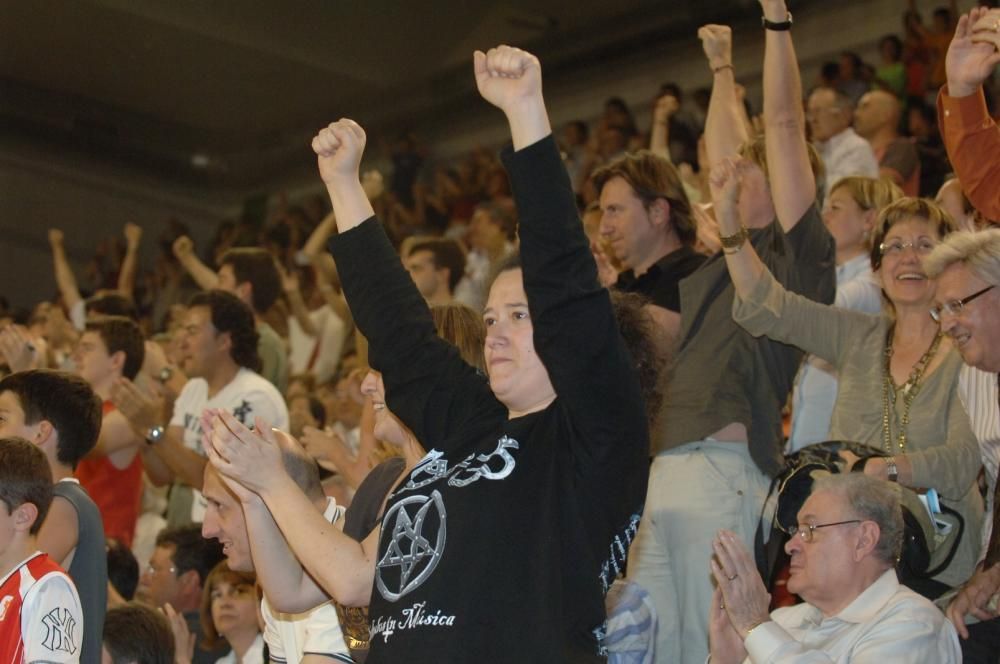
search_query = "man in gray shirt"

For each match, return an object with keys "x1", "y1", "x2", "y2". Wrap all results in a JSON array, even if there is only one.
[{"x1": 626, "y1": 8, "x2": 836, "y2": 663}]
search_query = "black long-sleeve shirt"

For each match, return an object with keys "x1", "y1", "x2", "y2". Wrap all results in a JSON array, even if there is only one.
[{"x1": 329, "y1": 135, "x2": 649, "y2": 662}]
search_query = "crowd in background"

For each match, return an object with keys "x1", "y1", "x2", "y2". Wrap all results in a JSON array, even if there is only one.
[{"x1": 2, "y1": 0, "x2": 1000, "y2": 663}]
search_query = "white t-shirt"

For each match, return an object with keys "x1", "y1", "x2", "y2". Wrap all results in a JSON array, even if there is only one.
[
  {"x1": 261, "y1": 498, "x2": 353, "y2": 663},
  {"x1": 169, "y1": 368, "x2": 289, "y2": 522}
]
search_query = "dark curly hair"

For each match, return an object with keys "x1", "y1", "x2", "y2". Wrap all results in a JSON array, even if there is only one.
[
  {"x1": 188, "y1": 290, "x2": 261, "y2": 372},
  {"x1": 609, "y1": 291, "x2": 667, "y2": 429}
]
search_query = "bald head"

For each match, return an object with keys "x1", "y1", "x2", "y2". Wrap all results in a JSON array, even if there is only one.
[
  {"x1": 854, "y1": 90, "x2": 900, "y2": 139},
  {"x1": 807, "y1": 87, "x2": 853, "y2": 142}
]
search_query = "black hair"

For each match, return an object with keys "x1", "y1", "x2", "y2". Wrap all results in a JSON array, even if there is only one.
[
  {"x1": 219, "y1": 247, "x2": 282, "y2": 314},
  {"x1": 609, "y1": 291, "x2": 667, "y2": 428},
  {"x1": 408, "y1": 238, "x2": 468, "y2": 292},
  {"x1": 85, "y1": 316, "x2": 145, "y2": 380},
  {"x1": 86, "y1": 292, "x2": 138, "y2": 321},
  {"x1": 187, "y1": 290, "x2": 261, "y2": 372},
  {"x1": 155, "y1": 524, "x2": 225, "y2": 586},
  {"x1": 107, "y1": 537, "x2": 140, "y2": 601},
  {"x1": 0, "y1": 370, "x2": 102, "y2": 470},
  {"x1": 103, "y1": 603, "x2": 175, "y2": 664}
]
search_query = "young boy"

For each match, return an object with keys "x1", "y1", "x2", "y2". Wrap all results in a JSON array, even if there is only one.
[
  {"x1": 0, "y1": 437, "x2": 84, "y2": 663},
  {"x1": 0, "y1": 370, "x2": 106, "y2": 664},
  {"x1": 72, "y1": 316, "x2": 146, "y2": 546}
]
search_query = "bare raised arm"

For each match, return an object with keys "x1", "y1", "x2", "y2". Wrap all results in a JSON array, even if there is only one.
[
  {"x1": 700, "y1": 25, "x2": 749, "y2": 167},
  {"x1": 118, "y1": 222, "x2": 142, "y2": 299},
  {"x1": 760, "y1": 0, "x2": 815, "y2": 230},
  {"x1": 48, "y1": 229, "x2": 83, "y2": 314},
  {"x1": 172, "y1": 236, "x2": 219, "y2": 291}
]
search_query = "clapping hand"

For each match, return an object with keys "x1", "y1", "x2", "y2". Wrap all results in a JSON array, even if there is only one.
[
  {"x1": 0, "y1": 325, "x2": 40, "y2": 372},
  {"x1": 205, "y1": 410, "x2": 286, "y2": 495}
]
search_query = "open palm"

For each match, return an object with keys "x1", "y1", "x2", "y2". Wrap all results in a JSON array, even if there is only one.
[{"x1": 946, "y1": 9, "x2": 1000, "y2": 96}]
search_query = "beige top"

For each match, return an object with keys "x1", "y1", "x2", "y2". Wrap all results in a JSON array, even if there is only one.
[{"x1": 734, "y1": 270, "x2": 984, "y2": 586}]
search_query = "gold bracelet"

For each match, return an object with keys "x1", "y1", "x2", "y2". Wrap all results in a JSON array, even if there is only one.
[
  {"x1": 713, "y1": 63, "x2": 734, "y2": 74},
  {"x1": 720, "y1": 225, "x2": 749, "y2": 252},
  {"x1": 744, "y1": 619, "x2": 768, "y2": 640}
]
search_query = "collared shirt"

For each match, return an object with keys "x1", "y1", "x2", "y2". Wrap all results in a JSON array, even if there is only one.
[
  {"x1": 788, "y1": 254, "x2": 881, "y2": 451},
  {"x1": 744, "y1": 570, "x2": 960, "y2": 663},
  {"x1": 615, "y1": 245, "x2": 707, "y2": 313},
  {"x1": 815, "y1": 128, "x2": 878, "y2": 195},
  {"x1": 937, "y1": 86, "x2": 1000, "y2": 221},
  {"x1": 214, "y1": 634, "x2": 264, "y2": 664}
]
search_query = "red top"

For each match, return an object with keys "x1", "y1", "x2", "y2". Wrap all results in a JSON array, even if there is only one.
[{"x1": 75, "y1": 401, "x2": 143, "y2": 546}]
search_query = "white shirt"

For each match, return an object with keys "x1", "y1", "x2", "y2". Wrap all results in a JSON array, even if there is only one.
[
  {"x1": 261, "y1": 498, "x2": 353, "y2": 664},
  {"x1": 788, "y1": 255, "x2": 882, "y2": 451},
  {"x1": 816, "y1": 128, "x2": 879, "y2": 196},
  {"x1": 287, "y1": 306, "x2": 348, "y2": 386},
  {"x1": 957, "y1": 365, "x2": 1000, "y2": 559},
  {"x1": 743, "y1": 570, "x2": 960, "y2": 663},
  {"x1": 169, "y1": 368, "x2": 289, "y2": 522},
  {"x1": 214, "y1": 633, "x2": 264, "y2": 664}
]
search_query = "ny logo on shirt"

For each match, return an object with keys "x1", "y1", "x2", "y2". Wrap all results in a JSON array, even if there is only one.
[{"x1": 41, "y1": 607, "x2": 78, "y2": 654}]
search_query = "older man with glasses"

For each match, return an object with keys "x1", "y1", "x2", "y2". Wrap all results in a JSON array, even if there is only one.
[
  {"x1": 925, "y1": 228, "x2": 1000, "y2": 663},
  {"x1": 705, "y1": 473, "x2": 960, "y2": 663}
]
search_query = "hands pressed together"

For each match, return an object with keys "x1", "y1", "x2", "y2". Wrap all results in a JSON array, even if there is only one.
[{"x1": 708, "y1": 530, "x2": 772, "y2": 664}]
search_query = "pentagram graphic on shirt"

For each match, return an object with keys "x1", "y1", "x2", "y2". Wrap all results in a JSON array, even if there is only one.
[{"x1": 376, "y1": 490, "x2": 447, "y2": 601}]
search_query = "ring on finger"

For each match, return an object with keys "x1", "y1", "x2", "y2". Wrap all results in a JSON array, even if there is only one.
[{"x1": 728, "y1": 573, "x2": 738, "y2": 581}]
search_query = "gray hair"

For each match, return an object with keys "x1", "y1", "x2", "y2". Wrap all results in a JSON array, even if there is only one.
[
  {"x1": 923, "y1": 228, "x2": 1000, "y2": 284},
  {"x1": 812, "y1": 473, "x2": 903, "y2": 567}
]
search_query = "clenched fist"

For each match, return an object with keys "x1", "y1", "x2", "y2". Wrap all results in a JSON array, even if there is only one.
[
  {"x1": 473, "y1": 45, "x2": 543, "y2": 115},
  {"x1": 172, "y1": 235, "x2": 194, "y2": 260},
  {"x1": 311, "y1": 119, "x2": 367, "y2": 184},
  {"x1": 698, "y1": 24, "x2": 733, "y2": 71},
  {"x1": 48, "y1": 228, "x2": 64, "y2": 246}
]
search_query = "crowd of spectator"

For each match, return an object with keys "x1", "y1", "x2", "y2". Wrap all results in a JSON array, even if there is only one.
[{"x1": 2, "y1": 0, "x2": 1000, "y2": 663}]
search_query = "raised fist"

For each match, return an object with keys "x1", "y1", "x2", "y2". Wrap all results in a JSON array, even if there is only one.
[
  {"x1": 48, "y1": 228, "x2": 64, "y2": 246},
  {"x1": 698, "y1": 24, "x2": 733, "y2": 71},
  {"x1": 473, "y1": 45, "x2": 543, "y2": 114},
  {"x1": 124, "y1": 222, "x2": 142, "y2": 249},
  {"x1": 311, "y1": 119, "x2": 367, "y2": 184},
  {"x1": 654, "y1": 95, "x2": 680, "y2": 124},
  {"x1": 172, "y1": 235, "x2": 194, "y2": 260}
]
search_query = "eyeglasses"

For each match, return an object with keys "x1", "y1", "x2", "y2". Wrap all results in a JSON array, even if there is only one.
[
  {"x1": 144, "y1": 564, "x2": 178, "y2": 577},
  {"x1": 929, "y1": 285, "x2": 995, "y2": 322},
  {"x1": 784, "y1": 519, "x2": 862, "y2": 543},
  {"x1": 879, "y1": 238, "x2": 937, "y2": 257}
]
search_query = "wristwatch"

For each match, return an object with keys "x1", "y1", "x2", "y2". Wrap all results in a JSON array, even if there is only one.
[
  {"x1": 158, "y1": 366, "x2": 173, "y2": 385},
  {"x1": 885, "y1": 456, "x2": 899, "y2": 482},
  {"x1": 720, "y1": 225, "x2": 750, "y2": 252},
  {"x1": 762, "y1": 11, "x2": 793, "y2": 31},
  {"x1": 145, "y1": 425, "x2": 165, "y2": 446}
]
